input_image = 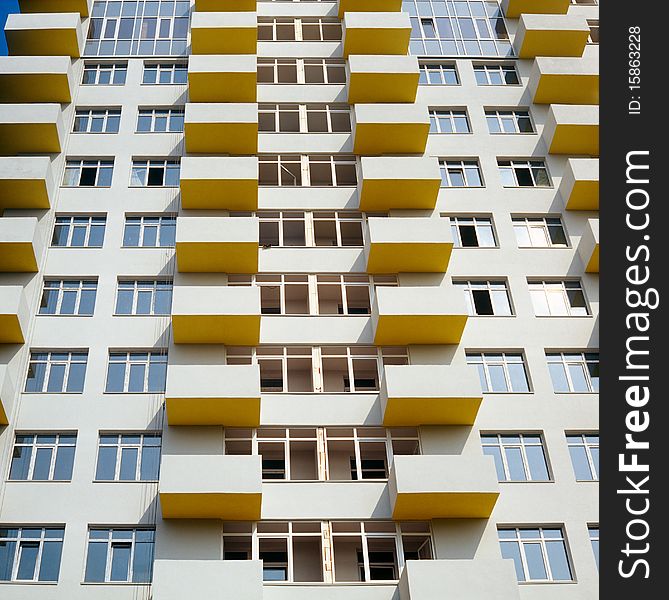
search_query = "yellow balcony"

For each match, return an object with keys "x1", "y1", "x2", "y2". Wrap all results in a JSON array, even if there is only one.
[
  {"x1": 390, "y1": 455, "x2": 499, "y2": 519},
  {"x1": 372, "y1": 286, "x2": 468, "y2": 345},
  {"x1": 560, "y1": 158, "x2": 598, "y2": 210},
  {"x1": 342, "y1": 12, "x2": 411, "y2": 57},
  {"x1": 195, "y1": 0, "x2": 257, "y2": 10},
  {"x1": 347, "y1": 54, "x2": 419, "y2": 104},
  {"x1": 578, "y1": 218, "x2": 599, "y2": 273},
  {"x1": 191, "y1": 12, "x2": 257, "y2": 54},
  {"x1": 0, "y1": 286, "x2": 29, "y2": 344},
  {"x1": 176, "y1": 216, "x2": 259, "y2": 273},
  {"x1": 172, "y1": 285, "x2": 261, "y2": 345},
  {"x1": 184, "y1": 103, "x2": 258, "y2": 154},
  {"x1": 166, "y1": 364, "x2": 261, "y2": 426},
  {"x1": 160, "y1": 454, "x2": 262, "y2": 520},
  {"x1": 188, "y1": 55, "x2": 257, "y2": 102},
  {"x1": 180, "y1": 156, "x2": 258, "y2": 210},
  {"x1": 0, "y1": 104, "x2": 64, "y2": 155},
  {"x1": 0, "y1": 218, "x2": 40, "y2": 273},
  {"x1": 352, "y1": 103, "x2": 429, "y2": 155},
  {"x1": 5, "y1": 12, "x2": 83, "y2": 58},
  {"x1": 381, "y1": 365, "x2": 483, "y2": 426},
  {"x1": 366, "y1": 217, "x2": 453, "y2": 274},
  {"x1": 0, "y1": 157, "x2": 54, "y2": 211},
  {"x1": 358, "y1": 156, "x2": 440, "y2": 211},
  {"x1": 543, "y1": 104, "x2": 599, "y2": 156},
  {"x1": 0, "y1": 56, "x2": 73, "y2": 104},
  {"x1": 514, "y1": 14, "x2": 590, "y2": 58},
  {"x1": 0, "y1": 365, "x2": 13, "y2": 425},
  {"x1": 338, "y1": 0, "x2": 402, "y2": 18},
  {"x1": 501, "y1": 0, "x2": 569, "y2": 18},
  {"x1": 18, "y1": 0, "x2": 92, "y2": 15},
  {"x1": 529, "y1": 55, "x2": 599, "y2": 105}
]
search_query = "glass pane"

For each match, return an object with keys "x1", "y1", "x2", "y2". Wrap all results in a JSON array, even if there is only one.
[
  {"x1": 132, "y1": 540, "x2": 154, "y2": 583},
  {"x1": 500, "y1": 541, "x2": 524, "y2": 582},
  {"x1": 9, "y1": 446, "x2": 32, "y2": 480},
  {"x1": 524, "y1": 543, "x2": 548, "y2": 580},
  {"x1": 16, "y1": 542, "x2": 39, "y2": 580},
  {"x1": 546, "y1": 540, "x2": 572, "y2": 580},
  {"x1": 569, "y1": 446, "x2": 593, "y2": 480},
  {"x1": 110, "y1": 544, "x2": 131, "y2": 581},
  {"x1": 505, "y1": 447, "x2": 526, "y2": 481},
  {"x1": 66, "y1": 362, "x2": 87, "y2": 393},
  {"x1": 53, "y1": 446, "x2": 75, "y2": 480},
  {"x1": 106, "y1": 362, "x2": 126, "y2": 393},
  {"x1": 548, "y1": 363, "x2": 569, "y2": 392},
  {"x1": 38, "y1": 541, "x2": 63, "y2": 582},
  {"x1": 32, "y1": 448, "x2": 53, "y2": 480},
  {"x1": 119, "y1": 447, "x2": 138, "y2": 480},
  {"x1": 482, "y1": 446, "x2": 505, "y2": 480},
  {"x1": 96, "y1": 446, "x2": 118, "y2": 480},
  {"x1": 526, "y1": 446, "x2": 549, "y2": 481},
  {"x1": 140, "y1": 446, "x2": 160, "y2": 480}
]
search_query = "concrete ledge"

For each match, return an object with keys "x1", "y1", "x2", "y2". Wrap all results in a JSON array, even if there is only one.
[
  {"x1": 5, "y1": 12, "x2": 83, "y2": 57},
  {"x1": 0, "y1": 55, "x2": 74, "y2": 103},
  {"x1": 0, "y1": 156, "x2": 55, "y2": 210}
]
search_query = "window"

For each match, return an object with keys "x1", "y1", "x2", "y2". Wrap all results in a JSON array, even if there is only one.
[
  {"x1": 142, "y1": 62, "x2": 188, "y2": 84},
  {"x1": 259, "y1": 155, "x2": 357, "y2": 187},
  {"x1": 95, "y1": 433, "x2": 161, "y2": 481},
  {"x1": 404, "y1": 0, "x2": 511, "y2": 57},
  {"x1": 418, "y1": 63, "x2": 459, "y2": 85},
  {"x1": 529, "y1": 280, "x2": 589, "y2": 316},
  {"x1": 572, "y1": 0, "x2": 598, "y2": 4},
  {"x1": 455, "y1": 280, "x2": 512, "y2": 316},
  {"x1": 448, "y1": 216, "x2": 496, "y2": 247},
  {"x1": 486, "y1": 110, "x2": 534, "y2": 134},
  {"x1": 589, "y1": 527, "x2": 599, "y2": 570},
  {"x1": 38, "y1": 279, "x2": 97, "y2": 316},
  {"x1": 481, "y1": 434, "x2": 550, "y2": 482},
  {"x1": 587, "y1": 20, "x2": 599, "y2": 44},
  {"x1": 63, "y1": 159, "x2": 114, "y2": 187},
  {"x1": 257, "y1": 58, "x2": 346, "y2": 84},
  {"x1": 130, "y1": 159, "x2": 180, "y2": 187},
  {"x1": 0, "y1": 527, "x2": 65, "y2": 582},
  {"x1": 546, "y1": 352, "x2": 599, "y2": 393},
  {"x1": 136, "y1": 108, "x2": 184, "y2": 132},
  {"x1": 115, "y1": 280, "x2": 173, "y2": 315},
  {"x1": 567, "y1": 434, "x2": 599, "y2": 481},
  {"x1": 473, "y1": 63, "x2": 519, "y2": 85},
  {"x1": 85, "y1": 0, "x2": 189, "y2": 57},
  {"x1": 73, "y1": 108, "x2": 121, "y2": 133},
  {"x1": 83, "y1": 62, "x2": 127, "y2": 85},
  {"x1": 84, "y1": 528, "x2": 154, "y2": 583},
  {"x1": 52, "y1": 216, "x2": 106, "y2": 248},
  {"x1": 512, "y1": 217, "x2": 568, "y2": 248},
  {"x1": 498, "y1": 160, "x2": 550, "y2": 187},
  {"x1": 9, "y1": 434, "x2": 76, "y2": 481},
  {"x1": 315, "y1": 275, "x2": 396, "y2": 316},
  {"x1": 257, "y1": 211, "x2": 365, "y2": 247},
  {"x1": 439, "y1": 159, "x2": 483, "y2": 187},
  {"x1": 258, "y1": 18, "x2": 342, "y2": 42},
  {"x1": 467, "y1": 352, "x2": 530, "y2": 393},
  {"x1": 24, "y1": 351, "x2": 88, "y2": 394},
  {"x1": 105, "y1": 351, "x2": 167, "y2": 393},
  {"x1": 498, "y1": 527, "x2": 573, "y2": 582},
  {"x1": 259, "y1": 104, "x2": 351, "y2": 133},
  {"x1": 123, "y1": 215, "x2": 176, "y2": 248},
  {"x1": 429, "y1": 109, "x2": 471, "y2": 133}
]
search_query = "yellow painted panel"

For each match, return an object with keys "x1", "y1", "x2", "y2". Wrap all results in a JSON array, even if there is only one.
[
  {"x1": 339, "y1": 0, "x2": 402, "y2": 18},
  {"x1": 161, "y1": 492, "x2": 262, "y2": 520},
  {"x1": 549, "y1": 124, "x2": 599, "y2": 156},
  {"x1": 383, "y1": 396, "x2": 482, "y2": 426},
  {"x1": 185, "y1": 122, "x2": 258, "y2": 155},
  {"x1": 191, "y1": 28, "x2": 257, "y2": 55},
  {"x1": 359, "y1": 179, "x2": 439, "y2": 211},
  {"x1": 166, "y1": 397, "x2": 261, "y2": 426},
  {"x1": 565, "y1": 180, "x2": 599, "y2": 211},
  {"x1": 19, "y1": 0, "x2": 90, "y2": 15},
  {"x1": 343, "y1": 29, "x2": 410, "y2": 57},
  {"x1": 172, "y1": 314, "x2": 260, "y2": 345},
  {"x1": 518, "y1": 30, "x2": 589, "y2": 58},
  {"x1": 0, "y1": 74, "x2": 72, "y2": 104},
  {"x1": 374, "y1": 314, "x2": 467, "y2": 345},
  {"x1": 188, "y1": 72, "x2": 257, "y2": 102},
  {"x1": 367, "y1": 243, "x2": 452, "y2": 273},
  {"x1": 176, "y1": 241, "x2": 258, "y2": 273},
  {"x1": 393, "y1": 491, "x2": 499, "y2": 519},
  {"x1": 0, "y1": 243, "x2": 38, "y2": 272},
  {"x1": 585, "y1": 244, "x2": 599, "y2": 273},
  {"x1": 0, "y1": 316, "x2": 24, "y2": 344},
  {"x1": 0, "y1": 401, "x2": 7, "y2": 425},
  {"x1": 354, "y1": 123, "x2": 429, "y2": 155},
  {"x1": 180, "y1": 179, "x2": 258, "y2": 210},
  {"x1": 0, "y1": 179, "x2": 50, "y2": 210},
  {"x1": 348, "y1": 73, "x2": 418, "y2": 104},
  {"x1": 7, "y1": 29, "x2": 80, "y2": 58},
  {"x1": 534, "y1": 74, "x2": 599, "y2": 105},
  {"x1": 504, "y1": 0, "x2": 569, "y2": 18},
  {"x1": 0, "y1": 124, "x2": 61, "y2": 155},
  {"x1": 196, "y1": 0, "x2": 257, "y2": 10}
]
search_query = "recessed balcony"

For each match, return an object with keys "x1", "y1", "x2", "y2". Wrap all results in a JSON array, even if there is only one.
[
  {"x1": 181, "y1": 156, "x2": 258, "y2": 210},
  {"x1": 529, "y1": 55, "x2": 599, "y2": 105},
  {"x1": 338, "y1": 0, "x2": 402, "y2": 18},
  {"x1": 0, "y1": 156, "x2": 54, "y2": 211},
  {"x1": 0, "y1": 104, "x2": 64, "y2": 155},
  {"x1": 358, "y1": 156, "x2": 440, "y2": 211},
  {"x1": 365, "y1": 217, "x2": 453, "y2": 274},
  {"x1": 171, "y1": 285, "x2": 261, "y2": 345},
  {"x1": 372, "y1": 286, "x2": 468, "y2": 345},
  {"x1": 501, "y1": 0, "x2": 569, "y2": 18},
  {"x1": 191, "y1": 12, "x2": 257, "y2": 55},
  {"x1": 18, "y1": 0, "x2": 92, "y2": 15},
  {"x1": 381, "y1": 365, "x2": 483, "y2": 426},
  {"x1": 195, "y1": 0, "x2": 257, "y2": 10},
  {"x1": 0, "y1": 56, "x2": 73, "y2": 104},
  {"x1": 165, "y1": 364, "x2": 261, "y2": 426},
  {"x1": 560, "y1": 158, "x2": 599, "y2": 211},
  {"x1": 188, "y1": 54, "x2": 257, "y2": 102},
  {"x1": 352, "y1": 103, "x2": 429, "y2": 155},
  {"x1": 175, "y1": 216, "x2": 259, "y2": 273},
  {"x1": 543, "y1": 104, "x2": 599, "y2": 156},
  {"x1": 578, "y1": 218, "x2": 599, "y2": 273},
  {"x1": 184, "y1": 103, "x2": 258, "y2": 154},
  {"x1": 5, "y1": 12, "x2": 83, "y2": 58},
  {"x1": 514, "y1": 14, "x2": 590, "y2": 58},
  {"x1": 347, "y1": 55, "x2": 419, "y2": 104},
  {"x1": 0, "y1": 286, "x2": 29, "y2": 344},
  {"x1": 0, "y1": 365, "x2": 13, "y2": 425},
  {"x1": 0, "y1": 217, "x2": 40, "y2": 273},
  {"x1": 390, "y1": 455, "x2": 499, "y2": 519},
  {"x1": 342, "y1": 12, "x2": 411, "y2": 57},
  {"x1": 160, "y1": 454, "x2": 262, "y2": 520}
]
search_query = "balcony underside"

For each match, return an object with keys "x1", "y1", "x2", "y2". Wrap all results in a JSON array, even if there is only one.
[
  {"x1": 374, "y1": 314, "x2": 467, "y2": 345},
  {"x1": 160, "y1": 492, "x2": 262, "y2": 520},
  {"x1": 392, "y1": 491, "x2": 499, "y2": 519},
  {"x1": 176, "y1": 242, "x2": 259, "y2": 273},
  {"x1": 166, "y1": 397, "x2": 261, "y2": 427},
  {"x1": 383, "y1": 396, "x2": 482, "y2": 426},
  {"x1": 172, "y1": 314, "x2": 261, "y2": 345}
]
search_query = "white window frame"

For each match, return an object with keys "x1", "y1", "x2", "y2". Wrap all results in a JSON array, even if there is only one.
[
  {"x1": 73, "y1": 108, "x2": 122, "y2": 134},
  {"x1": 473, "y1": 63, "x2": 519, "y2": 86},
  {"x1": 481, "y1": 433, "x2": 551, "y2": 482},
  {"x1": 51, "y1": 215, "x2": 106, "y2": 248},
  {"x1": 84, "y1": 528, "x2": 155, "y2": 583},
  {"x1": 38, "y1": 279, "x2": 98, "y2": 316},
  {"x1": 485, "y1": 109, "x2": 534, "y2": 134},
  {"x1": 467, "y1": 351, "x2": 531, "y2": 393},
  {"x1": 95, "y1": 433, "x2": 162, "y2": 482},
  {"x1": 136, "y1": 107, "x2": 185, "y2": 133},
  {"x1": 546, "y1": 352, "x2": 599, "y2": 393},
  {"x1": 62, "y1": 159, "x2": 114, "y2": 187},
  {"x1": 447, "y1": 215, "x2": 497, "y2": 248},
  {"x1": 82, "y1": 62, "x2": 128, "y2": 85},
  {"x1": 258, "y1": 104, "x2": 351, "y2": 133},
  {"x1": 114, "y1": 279, "x2": 173, "y2": 316},
  {"x1": 498, "y1": 159, "x2": 551, "y2": 188},
  {"x1": 418, "y1": 63, "x2": 459, "y2": 85},
  {"x1": 130, "y1": 159, "x2": 180, "y2": 187},
  {"x1": 428, "y1": 109, "x2": 471, "y2": 134},
  {"x1": 454, "y1": 280, "x2": 513, "y2": 316},
  {"x1": 257, "y1": 211, "x2": 366, "y2": 247},
  {"x1": 142, "y1": 61, "x2": 188, "y2": 85},
  {"x1": 566, "y1": 433, "x2": 599, "y2": 481},
  {"x1": 8, "y1": 433, "x2": 77, "y2": 481},
  {"x1": 439, "y1": 159, "x2": 484, "y2": 187},
  {"x1": 122, "y1": 214, "x2": 177, "y2": 248},
  {"x1": 257, "y1": 58, "x2": 347, "y2": 84},
  {"x1": 258, "y1": 17, "x2": 342, "y2": 42},
  {"x1": 528, "y1": 280, "x2": 589, "y2": 317},
  {"x1": 258, "y1": 155, "x2": 358, "y2": 187},
  {"x1": 24, "y1": 351, "x2": 88, "y2": 394},
  {"x1": 512, "y1": 216, "x2": 568, "y2": 248},
  {"x1": 0, "y1": 527, "x2": 65, "y2": 582},
  {"x1": 105, "y1": 351, "x2": 168, "y2": 394}
]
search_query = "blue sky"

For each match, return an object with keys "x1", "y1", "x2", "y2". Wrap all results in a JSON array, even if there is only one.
[{"x1": 0, "y1": 1, "x2": 20, "y2": 55}]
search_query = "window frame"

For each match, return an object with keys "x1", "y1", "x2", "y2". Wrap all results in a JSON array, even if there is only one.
[
  {"x1": 51, "y1": 215, "x2": 106, "y2": 248},
  {"x1": 73, "y1": 108, "x2": 122, "y2": 134},
  {"x1": 472, "y1": 63, "x2": 520, "y2": 86},
  {"x1": 466, "y1": 351, "x2": 531, "y2": 393},
  {"x1": 446, "y1": 215, "x2": 498, "y2": 248},
  {"x1": 498, "y1": 159, "x2": 551, "y2": 188},
  {"x1": 83, "y1": 527, "x2": 155, "y2": 584},
  {"x1": 62, "y1": 159, "x2": 114, "y2": 188},
  {"x1": 122, "y1": 214, "x2": 177, "y2": 248},
  {"x1": 546, "y1": 352, "x2": 599, "y2": 393},
  {"x1": 453, "y1": 279, "x2": 514, "y2": 316},
  {"x1": 0, "y1": 526, "x2": 65, "y2": 583},
  {"x1": 136, "y1": 107, "x2": 185, "y2": 133},
  {"x1": 130, "y1": 159, "x2": 180, "y2": 187},
  {"x1": 481, "y1": 433, "x2": 552, "y2": 482},
  {"x1": 38, "y1": 279, "x2": 98, "y2": 316},
  {"x1": 141, "y1": 61, "x2": 188, "y2": 85},
  {"x1": 428, "y1": 108, "x2": 472, "y2": 134},
  {"x1": 114, "y1": 279, "x2": 173, "y2": 316},
  {"x1": 512, "y1": 216, "x2": 569, "y2": 249},
  {"x1": 257, "y1": 58, "x2": 347, "y2": 85},
  {"x1": 24, "y1": 350, "x2": 88, "y2": 394},
  {"x1": 82, "y1": 62, "x2": 128, "y2": 85},
  {"x1": 438, "y1": 159, "x2": 484, "y2": 188},
  {"x1": 528, "y1": 279, "x2": 590, "y2": 317},
  {"x1": 8, "y1": 433, "x2": 77, "y2": 482},
  {"x1": 418, "y1": 62, "x2": 459, "y2": 85},
  {"x1": 94, "y1": 433, "x2": 162, "y2": 482},
  {"x1": 104, "y1": 350, "x2": 168, "y2": 394},
  {"x1": 485, "y1": 109, "x2": 535, "y2": 135},
  {"x1": 566, "y1": 433, "x2": 599, "y2": 481}
]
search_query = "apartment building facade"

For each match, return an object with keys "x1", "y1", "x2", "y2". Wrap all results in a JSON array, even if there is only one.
[{"x1": 0, "y1": 0, "x2": 599, "y2": 598}]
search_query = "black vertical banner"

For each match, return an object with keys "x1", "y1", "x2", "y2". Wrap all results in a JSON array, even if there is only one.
[{"x1": 601, "y1": 1, "x2": 668, "y2": 595}]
